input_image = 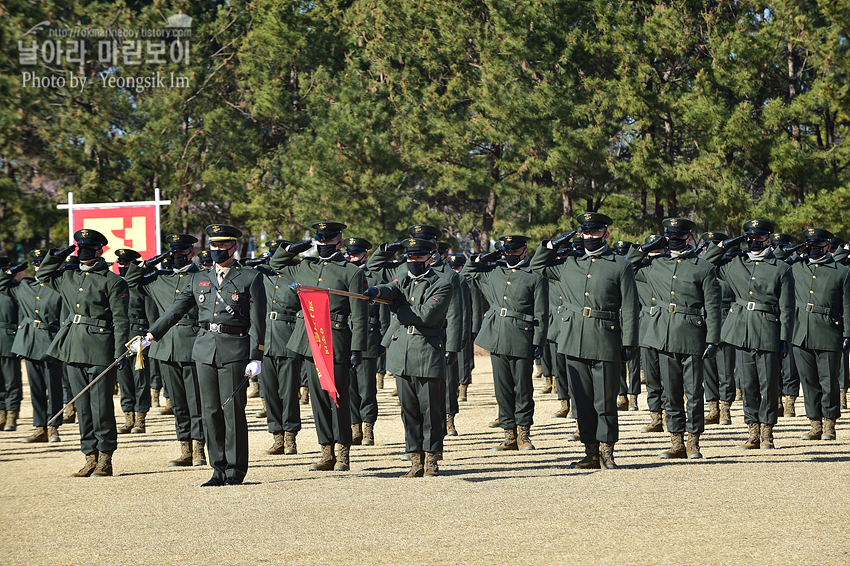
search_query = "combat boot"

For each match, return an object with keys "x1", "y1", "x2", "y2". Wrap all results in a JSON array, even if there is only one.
[
  {"x1": 400, "y1": 452, "x2": 424, "y2": 478},
  {"x1": 117, "y1": 411, "x2": 134, "y2": 434},
  {"x1": 167, "y1": 440, "x2": 193, "y2": 466},
  {"x1": 334, "y1": 444, "x2": 350, "y2": 471},
  {"x1": 48, "y1": 426, "x2": 61, "y2": 443},
  {"x1": 192, "y1": 440, "x2": 206, "y2": 466},
  {"x1": 599, "y1": 442, "x2": 617, "y2": 469},
  {"x1": 567, "y1": 422, "x2": 581, "y2": 442},
  {"x1": 424, "y1": 452, "x2": 440, "y2": 477},
  {"x1": 256, "y1": 398, "x2": 267, "y2": 419},
  {"x1": 686, "y1": 433, "x2": 702, "y2": 459},
  {"x1": 822, "y1": 418, "x2": 837, "y2": 441},
  {"x1": 735, "y1": 388, "x2": 743, "y2": 401},
  {"x1": 150, "y1": 387, "x2": 161, "y2": 407},
  {"x1": 628, "y1": 394, "x2": 639, "y2": 411},
  {"x1": 446, "y1": 414, "x2": 458, "y2": 437},
  {"x1": 299, "y1": 386, "x2": 309, "y2": 405},
  {"x1": 552, "y1": 399, "x2": 570, "y2": 418},
  {"x1": 739, "y1": 422, "x2": 760, "y2": 449},
  {"x1": 158, "y1": 397, "x2": 173, "y2": 416},
  {"x1": 72, "y1": 451, "x2": 99, "y2": 477},
  {"x1": 705, "y1": 401, "x2": 720, "y2": 425},
  {"x1": 777, "y1": 396, "x2": 784, "y2": 416},
  {"x1": 22, "y1": 426, "x2": 48, "y2": 443},
  {"x1": 362, "y1": 422, "x2": 375, "y2": 446},
  {"x1": 351, "y1": 423, "x2": 363, "y2": 445},
  {"x1": 533, "y1": 363, "x2": 543, "y2": 379},
  {"x1": 265, "y1": 432, "x2": 286, "y2": 455},
  {"x1": 391, "y1": 388, "x2": 398, "y2": 397},
  {"x1": 247, "y1": 380, "x2": 260, "y2": 398},
  {"x1": 0, "y1": 410, "x2": 5, "y2": 430},
  {"x1": 488, "y1": 418, "x2": 500, "y2": 428},
  {"x1": 541, "y1": 376, "x2": 554, "y2": 394},
  {"x1": 131, "y1": 412, "x2": 146, "y2": 434},
  {"x1": 570, "y1": 443, "x2": 600, "y2": 469},
  {"x1": 719, "y1": 401, "x2": 733, "y2": 425},
  {"x1": 784, "y1": 396, "x2": 797, "y2": 417},
  {"x1": 660, "y1": 432, "x2": 687, "y2": 459},
  {"x1": 376, "y1": 372, "x2": 385, "y2": 390},
  {"x1": 802, "y1": 418, "x2": 823, "y2": 440},
  {"x1": 4, "y1": 410, "x2": 18, "y2": 431},
  {"x1": 458, "y1": 384, "x2": 468, "y2": 402},
  {"x1": 91, "y1": 450, "x2": 113, "y2": 476},
  {"x1": 640, "y1": 411, "x2": 664, "y2": 433},
  {"x1": 63, "y1": 402, "x2": 76, "y2": 424},
  {"x1": 309, "y1": 444, "x2": 336, "y2": 471},
  {"x1": 616, "y1": 395, "x2": 628, "y2": 411},
  {"x1": 841, "y1": 388, "x2": 848, "y2": 409},
  {"x1": 759, "y1": 423, "x2": 775, "y2": 449},
  {"x1": 517, "y1": 425, "x2": 535, "y2": 450},
  {"x1": 492, "y1": 428, "x2": 518, "y2": 451},
  {"x1": 284, "y1": 431, "x2": 298, "y2": 454}
]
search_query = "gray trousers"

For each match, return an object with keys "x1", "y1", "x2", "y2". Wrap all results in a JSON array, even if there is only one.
[
  {"x1": 642, "y1": 347, "x2": 664, "y2": 411},
  {"x1": 196, "y1": 359, "x2": 249, "y2": 483},
  {"x1": 67, "y1": 362, "x2": 118, "y2": 454},
  {"x1": 659, "y1": 351, "x2": 705, "y2": 435},
  {"x1": 118, "y1": 356, "x2": 151, "y2": 413},
  {"x1": 397, "y1": 374, "x2": 443, "y2": 453},
  {"x1": 781, "y1": 350, "x2": 800, "y2": 396},
  {"x1": 305, "y1": 358, "x2": 352, "y2": 445},
  {"x1": 491, "y1": 353, "x2": 534, "y2": 429},
  {"x1": 149, "y1": 358, "x2": 163, "y2": 390},
  {"x1": 349, "y1": 357, "x2": 378, "y2": 424},
  {"x1": 619, "y1": 352, "x2": 642, "y2": 396},
  {"x1": 566, "y1": 356, "x2": 619, "y2": 444},
  {"x1": 263, "y1": 354, "x2": 303, "y2": 433},
  {"x1": 445, "y1": 356, "x2": 460, "y2": 417},
  {"x1": 161, "y1": 360, "x2": 204, "y2": 441},
  {"x1": 26, "y1": 359, "x2": 64, "y2": 428},
  {"x1": 460, "y1": 339, "x2": 474, "y2": 385},
  {"x1": 704, "y1": 343, "x2": 736, "y2": 402},
  {"x1": 737, "y1": 348, "x2": 780, "y2": 425},
  {"x1": 0, "y1": 356, "x2": 22, "y2": 412},
  {"x1": 795, "y1": 347, "x2": 841, "y2": 419}
]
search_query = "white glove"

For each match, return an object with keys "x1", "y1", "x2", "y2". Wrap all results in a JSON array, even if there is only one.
[
  {"x1": 245, "y1": 360, "x2": 262, "y2": 377},
  {"x1": 128, "y1": 336, "x2": 151, "y2": 353}
]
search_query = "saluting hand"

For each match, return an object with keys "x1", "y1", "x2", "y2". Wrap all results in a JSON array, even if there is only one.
[{"x1": 720, "y1": 235, "x2": 746, "y2": 249}]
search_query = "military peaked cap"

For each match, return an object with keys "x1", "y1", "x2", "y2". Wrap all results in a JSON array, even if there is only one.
[
  {"x1": 743, "y1": 219, "x2": 773, "y2": 236},
  {"x1": 74, "y1": 228, "x2": 108, "y2": 247},
  {"x1": 499, "y1": 235, "x2": 531, "y2": 251},
  {"x1": 404, "y1": 238, "x2": 437, "y2": 255},
  {"x1": 165, "y1": 234, "x2": 198, "y2": 250},
  {"x1": 311, "y1": 222, "x2": 346, "y2": 240},
  {"x1": 576, "y1": 212, "x2": 613, "y2": 230},
  {"x1": 206, "y1": 224, "x2": 242, "y2": 242},
  {"x1": 407, "y1": 224, "x2": 442, "y2": 240},
  {"x1": 113, "y1": 248, "x2": 142, "y2": 263}
]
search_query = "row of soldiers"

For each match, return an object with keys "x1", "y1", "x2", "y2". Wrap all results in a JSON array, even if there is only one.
[{"x1": 1, "y1": 211, "x2": 848, "y2": 481}]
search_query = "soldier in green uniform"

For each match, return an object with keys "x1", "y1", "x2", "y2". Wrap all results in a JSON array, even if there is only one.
[
  {"x1": 142, "y1": 225, "x2": 266, "y2": 486},
  {"x1": 364, "y1": 238, "x2": 453, "y2": 477},
  {"x1": 254, "y1": 239, "x2": 304, "y2": 456},
  {"x1": 0, "y1": 257, "x2": 22, "y2": 432},
  {"x1": 126, "y1": 235, "x2": 207, "y2": 467},
  {"x1": 771, "y1": 232, "x2": 801, "y2": 417},
  {"x1": 37, "y1": 229, "x2": 130, "y2": 476},
  {"x1": 436, "y1": 242, "x2": 468, "y2": 436},
  {"x1": 613, "y1": 240, "x2": 642, "y2": 411},
  {"x1": 113, "y1": 249, "x2": 154, "y2": 436},
  {"x1": 629, "y1": 219, "x2": 722, "y2": 459},
  {"x1": 832, "y1": 238, "x2": 850, "y2": 408},
  {"x1": 0, "y1": 251, "x2": 66, "y2": 442},
  {"x1": 634, "y1": 234, "x2": 667, "y2": 434},
  {"x1": 463, "y1": 235, "x2": 548, "y2": 451},
  {"x1": 790, "y1": 228, "x2": 850, "y2": 441},
  {"x1": 544, "y1": 246, "x2": 573, "y2": 421},
  {"x1": 197, "y1": 250, "x2": 213, "y2": 269},
  {"x1": 703, "y1": 219, "x2": 794, "y2": 449},
  {"x1": 450, "y1": 254, "x2": 481, "y2": 402},
  {"x1": 531, "y1": 212, "x2": 640, "y2": 469},
  {"x1": 270, "y1": 222, "x2": 368, "y2": 472}
]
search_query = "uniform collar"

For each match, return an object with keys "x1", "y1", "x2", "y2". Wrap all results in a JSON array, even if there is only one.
[
  {"x1": 744, "y1": 250, "x2": 777, "y2": 264},
  {"x1": 578, "y1": 245, "x2": 615, "y2": 261},
  {"x1": 808, "y1": 255, "x2": 837, "y2": 268},
  {"x1": 80, "y1": 258, "x2": 109, "y2": 275}
]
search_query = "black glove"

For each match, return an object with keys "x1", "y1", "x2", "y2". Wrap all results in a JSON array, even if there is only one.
[
  {"x1": 378, "y1": 345, "x2": 387, "y2": 357},
  {"x1": 363, "y1": 287, "x2": 380, "y2": 301},
  {"x1": 287, "y1": 240, "x2": 313, "y2": 255},
  {"x1": 243, "y1": 257, "x2": 267, "y2": 267},
  {"x1": 702, "y1": 343, "x2": 719, "y2": 360},
  {"x1": 445, "y1": 351, "x2": 458, "y2": 366},
  {"x1": 461, "y1": 340, "x2": 467, "y2": 349},
  {"x1": 143, "y1": 250, "x2": 170, "y2": 269},
  {"x1": 471, "y1": 332, "x2": 477, "y2": 341},
  {"x1": 721, "y1": 235, "x2": 747, "y2": 249},
  {"x1": 382, "y1": 241, "x2": 405, "y2": 254},
  {"x1": 843, "y1": 338, "x2": 850, "y2": 353},
  {"x1": 389, "y1": 300, "x2": 402, "y2": 313},
  {"x1": 53, "y1": 244, "x2": 76, "y2": 257},
  {"x1": 533, "y1": 346, "x2": 544, "y2": 360},
  {"x1": 779, "y1": 341, "x2": 790, "y2": 359},
  {"x1": 9, "y1": 262, "x2": 27, "y2": 275},
  {"x1": 551, "y1": 230, "x2": 577, "y2": 249},
  {"x1": 621, "y1": 346, "x2": 638, "y2": 361},
  {"x1": 116, "y1": 358, "x2": 128, "y2": 370},
  {"x1": 640, "y1": 236, "x2": 667, "y2": 253},
  {"x1": 349, "y1": 351, "x2": 362, "y2": 369},
  {"x1": 479, "y1": 250, "x2": 501, "y2": 263},
  {"x1": 785, "y1": 243, "x2": 805, "y2": 253}
]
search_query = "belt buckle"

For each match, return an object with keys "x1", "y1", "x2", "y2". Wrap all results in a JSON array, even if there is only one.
[
  {"x1": 406, "y1": 326, "x2": 415, "y2": 335},
  {"x1": 806, "y1": 303, "x2": 815, "y2": 312},
  {"x1": 582, "y1": 306, "x2": 592, "y2": 318},
  {"x1": 668, "y1": 303, "x2": 677, "y2": 314},
  {"x1": 33, "y1": 320, "x2": 41, "y2": 329},
  {"x1": 269, "y1": 312, "x2": 278, "y2": 321},
  {"x1": 746, "y1": 301, "x2": 756, "y2": 311},
  {"x1": 209, "y1": 323, "x2": 220, "y2": 333},
  {"x1": 499, "y1": 307, "x2": 508, "y2": 317},
  {"x1": 72, "y1": 314, "x2": 82, "y2": 324}
]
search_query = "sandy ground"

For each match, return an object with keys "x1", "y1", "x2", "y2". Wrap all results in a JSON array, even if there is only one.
[{"x1": 1, "y1": 355, "x2": 848, "y2": 566}]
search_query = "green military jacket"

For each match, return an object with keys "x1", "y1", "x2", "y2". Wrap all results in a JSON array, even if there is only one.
[
  {"x1": 360, "y1": 264, "x2": 391, "y2": 359},
  {"x1": 462, "y1": 256, "x2": 548, "y2": 358},
  {"x1": 630, "y1": 254, "x2": 656, "y2": 343},
  {"x1": 255, "y1": 263, "x2": 301, "y2": 359},
  {"x1": 368, "y1": 251, "x2": 463, "y2": 353},
  {"x1": 790, "y1": 255, "x2": 850, "y2": 351},
  {"x1": 125, "y1": 263, "x2": 200, "y2": 364},
  {"x1": 703, "y1": 244, "x2": 794, "y2": 352},
  {"x1": 0, "y1": 272, "x2": 67, "y2": 361},
  {"x1": 469, "y1": 283, "x2": 483, "y2": 336},
  {"x1": 0, "y1": 273, "x2": 19, "y2": 358},
  {"x1": 147, "y1": 261, "x2": 266, "y2": 364},
  {"x1": 270, "y1": 248, "x2": 368, "y2": 363},
  {"x1": 457, "y1": 276, "x2": 473, "y2": 342},
  {"x1": 375, "y1": 269, "x2": 453, "y2": 378},
  {"x1": 627, "y1": 247, "x2": 722, "y2": 356},
  {"x1": 37, "y1": 253, "x2": 130, "y2": 365},
  {"x1": 531, "y1": 243, "x2": 639, "y2": 362}
]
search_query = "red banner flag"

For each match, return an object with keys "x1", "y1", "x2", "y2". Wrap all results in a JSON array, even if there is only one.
[{"x1": 297, "y1": 287, "x2": 338, "y2": 407}]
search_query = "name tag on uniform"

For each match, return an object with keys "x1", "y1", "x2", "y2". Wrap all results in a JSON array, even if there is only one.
[{"x1": 198, "y1": 282, "x2": 210, "y2": 287}]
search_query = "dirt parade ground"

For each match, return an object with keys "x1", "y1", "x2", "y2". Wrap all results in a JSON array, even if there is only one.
[{"x1": 1, "y1": 352, "x2": 849, "y2": 566}]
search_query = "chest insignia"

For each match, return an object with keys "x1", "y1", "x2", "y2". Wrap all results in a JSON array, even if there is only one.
[
  {"x1": 198, "y1": 293, "x2": 205, "y2": 303},
  {"x1": 232, "y1": 293, "x2": 239, "y2": 301}
]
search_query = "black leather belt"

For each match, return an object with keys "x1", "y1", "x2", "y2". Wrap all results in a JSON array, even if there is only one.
[
  {"x1": 269, "y1": 311, "x2": 297, "y2": 322},
  {"x1": 734, "y1": 299, "x2": 779, "y2": 314},
  {"x1": 797, "y1": 302, "x2": 832, "y2": 315},
  {"x1": 201, "y1": 322, "x2": 249, "y2": 335}
]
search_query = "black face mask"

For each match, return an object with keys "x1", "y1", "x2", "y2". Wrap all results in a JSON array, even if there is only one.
[
  {"x1": 748, "y1": 239, "x2": 768, "y2": 252},
  {"x1": 505, "y1": 254, "x2": 525, "y2": 267},
  {"x1": 77, "y1": 247, "x2": 99, "y2": 261},
  {"x1": 808, "y1": 243, "x2": 828, "y2": 259},
  {"x1": 348, "y1": 257, "x2": 366, "y2": 267},
  {"x1": 317, "y1": 244, "x2": 338, "y2": 258},
  {"x1": 583, "y1": 237, "x2": 605, "y2": 252},
  {"x1": 210, "y1": 248, "x2": 233, "y2": 264},
  {"x1": 408, "y1": 260, "x2": 428, "y2": 277},
  {"x1": 171, "y1": 254, "x2": 191, "y2": 269},
  {"x1": 667, "y1": 237, "x2": 689, "y2": 252},
  {"x1": 117, "y1": 266, "x2": 129, "y2": 277}
]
